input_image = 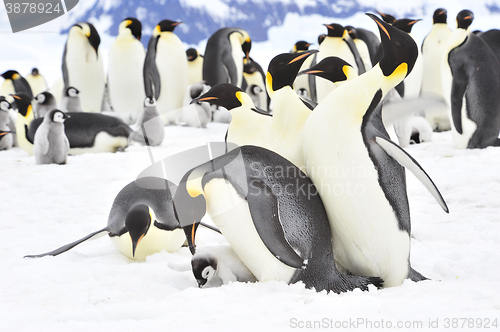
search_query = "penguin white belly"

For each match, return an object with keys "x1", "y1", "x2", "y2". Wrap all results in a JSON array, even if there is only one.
[
  {"x1": 156, "y1": 35, "x2": 188, "y2": 125},
  {"x1": 269, "y1": 88, "x2": 310, "y2": 171},
  {"x1": 403, "y1": 50, "x2": 423, "y2": 98},
  {"x1": 69, "y1": 132, "x2": 128, "y2": 154},
  {"x1": 0, "y1": 80, "x2": 15, "y2": 97},
  {"x1": 26, "y1": 75, "x2": 47, "y2": 97},
  {"x1": 66, "y1": 38, "x2": 105, "y2": 113},
  {"x1": 355, "y1": 39, "x2": 373, "y2": 71},
  {"x1": 204, "y1": 179, "x2": 296, "y2": 283},
  {"x1": 16, "y1": 113, "x2": 33, "y2": 155},
  {"x1": 108, "y1": 41, "x2": 146, "y2": 124},
  {"x1": 187, "y1": 58, "x2": 203, "y2": 85},
  {"x1": 110, "y1": 227, "x2": 185, "y2": 260},
  {"x1": 229, "y1": 34, "x2": 244, "y2": 87},
  {"x1": 243, "y1": 72, "x2": 267, "y2": 111},
  {"x1": 451, "y1": 95, "x2": 477, "y2": 149},
  {"x1": 227, "y1": 114, "x2": 272, "y2": 150},
  {"x1": 316, "y1": 39, "x2": 357, "y2": 102}
]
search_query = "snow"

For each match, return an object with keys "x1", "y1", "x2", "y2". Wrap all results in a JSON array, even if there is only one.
[{"x1": 1, "y1": 1, "x2": 500, "y2": 330}]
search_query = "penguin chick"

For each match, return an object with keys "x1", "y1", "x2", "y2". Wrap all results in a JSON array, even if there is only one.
[
  {"x1": 179, "y1": 82, "x2": 211, "y2": 128},
  {"x1": 192, "y1": 246, "x2": 257, "y2": 288},
  {"x1": 34, "y1": 109, "x2": 70, "y2": 165},
  {"x1": 130, "y1": 97, "x2": 165, "y2": 146},
  {"x1": 59, "y1": 87, "x2": 83, "y2": 113},
  {"x1": 34, "y1": 92, "x2": 58, "y2": 118}
]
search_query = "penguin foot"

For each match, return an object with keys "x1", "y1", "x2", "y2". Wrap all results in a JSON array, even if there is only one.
[{"x1": 407, "y1": 267, "x2": 429, "y2": 282}]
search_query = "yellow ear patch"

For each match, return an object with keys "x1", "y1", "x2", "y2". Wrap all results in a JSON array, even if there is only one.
[
  {"x1": 125, "y1": 19, "x2": 132, "y2": 26},
  {"x1": 26, "y1": 104, "x2": 32, "y2": 118},
  {"x1": 266, "y1": 72, "x2": 273, "y2": 93},
  {"x1": 12, "y1": 73, "x2": 20, "y2": 80},
  {"x1": 153, "y1": 25, "x2": 161, "y2": 36}
]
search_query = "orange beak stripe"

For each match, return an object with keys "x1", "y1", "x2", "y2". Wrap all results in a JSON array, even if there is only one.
[
  {"x1": 464, "y1": 16, "x2": 472, "y2": 20},
  {"x1": 303, "y1": 70, "x2": 324, "y2": 74},
  {"x1": 375, "y1": 20, "x2": 391, "y2": 40},
  {"x1": 191, "y1": 224, "x2": 196, "y2": 245},
  {"x1": 12, "y1": 95, "x2": 20, "y2": 100},
  {"x1": 198, "y1": 97, "x2": 218, "y2": 102},
  {"x1": 409, "y1": 20, "x2": 419, "y2": 25},
  {"x1": 289, "y1": 52, "x2": 311, "y2": 64}
]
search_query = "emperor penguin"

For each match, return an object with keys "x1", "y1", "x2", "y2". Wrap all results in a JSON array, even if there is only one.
[
  {"x1": 193, "y1": 83, "x2": 272, "y2": 150},
  {"x1": 62, "y1": 22, "x2": 105, "y2": 113},
  {"x1": 345, "y1": 26, "x2": 373, "y2": 71},
  {"x1": 1, "y1": 70, "x2": 33, "y2": 98},
  {"x1": 303, "y1": 14, "x2": 449, "y2": 288},
  {"x1": 130, "y1": 97, "x2": 165, "y2": 146},
  {"x1": 12, "y1": 93, "x2": 35, "y2": 155},
  {"x1": 29, "y1": 112, "x2": 134, "y2": 154},
  {"x1": 34, "y1": 109, "x2": 70, "y2": 165},
  {"x1": 377, "y1": 11, "x2": 396, "y2": 24},
  {"x1": 179, "y1": 82, "x2": 211, "y2": 128},
  {"x1": 25, "y1": 68, "x2": 47, "y2": 97},
  {"x1": 175, "y1": 144, "x2": 383, "y2": 293},
  {"x1": 186, "y1": 48, "x2": 204, "y2": 85},
  {"x1": 297, "y1": 56, "x2": 358, "y2": 87},
  {"x1": 108, "y1": 18, "x2": 146, "y2": 124},
  {"x1": 350, "y1": 27, "x2": 381, "y2": 67},
  {"x1": 243, "y1": 57, "x2": 268, "y2": 112},
  {"x1": 316, "y1": 24, "x2": 363, "y2": 102},
  {"x1": 202, "y1": 27, "x2": 252, "y2": 88},
  {"x1": 191, "y1": 245, "x2": 257, "y2": 288},
  {"x1": 144, "y1": 20, "x2": 188, "y2": 125},
  {"x1": 443, "y1": 10, "x2": 500, "y2": 148},
  {"x1": 291, "y1": 41, "x2": 316, "y2": 101},
  {"x1": 0, "y1": 98, "x2": 13, "y2": 150},
  {"x1": 25, "y1": 177, "x2": 186, "y2": 260},
  {"x1": 421, "y1": 8, "x2": 453, "y2": 131},
  {"x1": 59, "y1": 87, "x2": 83, "y2": 113},
  {"x1": 34, "y1": 92, "x2": 58, "y2": 118},
  {"x1": 266, "y1": 49, "x2": 320, "y2": 171}
]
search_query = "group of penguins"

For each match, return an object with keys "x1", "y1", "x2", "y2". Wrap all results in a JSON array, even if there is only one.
[{"x1": 11, "y1": 7, "x2": 500, "y2": 292}]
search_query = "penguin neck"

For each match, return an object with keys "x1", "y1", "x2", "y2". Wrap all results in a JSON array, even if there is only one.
[
  {"x1": 116, "y1": 29, "x2": 137, "y2": 43},
  {"x1": 446, "y1": 28, "x2": 470, "y2": 53},
  {"x1": 270, "y1": 86, "x2": 310, "y2": 129},
  {"x1": 229, "y1": 33, "x2": 244, "y2": 87}
]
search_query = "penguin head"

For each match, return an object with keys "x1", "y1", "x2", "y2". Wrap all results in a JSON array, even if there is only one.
[
  {"x1": 433, "y1": 8, "x2": 448, "y2": 24},
  {"x1": 72, "y1": 23, "x2": 101, "y2": 56},
  {"x1": 367, "y1": 13, "x2": 418, "y2": 80},
  {"x1": 119, "y1": 17, "x2": 142, "y2": 41},
  {"x1": 47, "y1": 109, "x2": 69, "y2": 124},
  {"x1": 392, "y1": 19, "x2": 421, "y2": 33},
  {"x1": 10, "y1": 93, "x2": 32, "y2": 117},
  {"x1": 317, "y1": 34, "x2": 326, "y2": 45},
  {"x1": 242, "y1": 39, "x2": 252, "y2": 60},
  {"x1": 1, "y1": 70, "x2": 21, "y2": 81},
  {"x1": 0, "y1": 97, "x2": 12, "y2": 112},
  {"x1": 266, "y1": 50, "x2": 319, "y2": 95},
  {"x1": 298, "y1": 56, "x2": 356, "y2": 84},
  {"x1": 249, "y1": 84, "x2": 262, "y2": 95},
  {"x1": 292, "y1": 41, "x2": 312, "y2": 53},
  {"x1": 186, "y1": 48, "x2": 199, "y2": 62},
  {"x1": 457, "y1": 10, "x2": 474, "y2": 30},
  {"x1": 125, "y1": 204, "x2": 153, "y2": 258},
  {"x1": 345, "y1": 26, "x2": 358, "y2": 39},
  {"x1": 191, "y1": 252, "x2": 218, "y2": 288},
  {"x1": 31, "y1": 68, "x2": 39, "y2": 76},
  {"x1": 144, "y1": 97, "x2": 157, "y2": 108},
  {"x1": 192, "y1": 83, "x2": 254, "y2": 110},
  {"x1": 324, "y1": 23, "x2": 346, "y2": 38},
  {"x1": 377, "y1": 11, "x2": 397, "y2": 24},
  {"x1": 35, "y1": 92, "x2": 55, "y2": 106},
  {"x1": 243, "y1": 61, "x2": 258, "y2": 74},
  {"x1": 65, "y1": 87, "x2": 79, "y2": 98},
  {"x1": 154, "y1": 20, "x2": 182, "y2": 35}
]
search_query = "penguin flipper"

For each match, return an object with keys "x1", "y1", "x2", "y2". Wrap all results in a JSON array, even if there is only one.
[
  {"x1": 24, "y1": 227, "x2": 110, "y2": 258},
  {"x1": 246, "y1": 178, "x2": 304, "y2": 269},
  {"x1": 35, "y1": 126, "x2": 50, "y2": 155},
  {"x1": 199, "y1": 222, "x2": 222, "y2": 234},
  {"x1": 62, "y1": 43, "x2": 69, "y2": 88},
  {"x1": 450, "y1": 70, "x2": 467, "y2": 134},
  {"x1": 144, "y1": 37, "x2": 161, "y2": 99},
  {"x1": 407, "y1": 266, "x2": 429, "y2": 282},
  {"x1": 375, "y1": 136, "x2": 449, "y2": 213},
  {"x1": 221, "y1": 51, "x2": 238, "y2": 85}
]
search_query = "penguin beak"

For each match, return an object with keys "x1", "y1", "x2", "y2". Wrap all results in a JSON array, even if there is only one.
[
  {"x1": 288, "y1": 49, "x2": 318, "y2": 65},
  {"x1": 192, "y1": 96, "x2": 217, "y2": 105},
  {"x1": 183, "y1": 223, "x2": 199, "y2": 255},
  {"x1": 172, "y1": 22, "x2": 182, "y2": 27},
  {"x1": 0, "y1": 131, "x2": 13, "y2": 137},
  {"x1": 131, "y1": 234, "x2": 145, "y2": 258},
  {"x1": 197, "y1": 278, "x2": 207, "y2": 288},
  {"x1": 64, "y1": 113, "x2": 71, "y2": 119}
]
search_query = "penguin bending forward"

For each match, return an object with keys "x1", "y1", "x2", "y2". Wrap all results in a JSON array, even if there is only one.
[{"x1": 174, "y1": 144, "x2": 383, "y2": 293}]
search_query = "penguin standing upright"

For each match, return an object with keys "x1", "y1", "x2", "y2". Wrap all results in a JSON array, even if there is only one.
[
  {"x1": 144, "y1": 20, "x2": 188, "y2": 125},
  {"x1": 291, "y1": 41, "x2": 315, "y2": 101},
  {"x1": 25, "y1": 68, "x2": 47, "y2": 97},
  {"x1": 34, "y1": 91, "x2": 58, "y2": 118},
  {"x1": 34, "y1": 109, "x2": 70, "y2": 165},
  {"x1": 443, "y1": 10, "x2": 500, "y2": 148},
  {"x1": 108, "y1": 18, "x2": 146, "y2": 124},
  {"x1": 421, "y1": 9, "x2": 453, "y2": 131},
  {"x1": 59, "y1": 87, "x2": 83, "y2": 113},
  {"x1": 12, "y1": 93, "x2": 35, "y2": 155},
  {"x1": 186, "y1": 48, "x2": 204, "y2": 85},
  {"x1": 243, "y1": 57, "x2": 268, "y2": 112},
  {"x1": 202, "y1": 27, "x2": 252, "y2": 89},
  {"x1": 62, "y1": 22, "x2": 105, "y2": 113},
  {"x1": 315, "y1": 23, "x2": 364, "y2": 102},
  {"x1": 303, "y1": 14, "x2": 448, "y2": 287},
  {"x1": 130, "y1": 97, "x2": 165, "y2": 146},
  {"x1": 179, "y1": 82, "x2": 212, "y2": 128},
  {"x1": 25, "y1": 177, "x2": 186, "y2": 260},
  {"x1": 345, "y1": 26, "x2": 373, "y2": 71},
  {"x1": 1, "y1": 70, "x2": 33, "y2": 98},
  {"x1": 0, "y1": 98, "x2": 13, "y2": 150},
  {"x1": 175, "y1": 145, "x2": 383, "y2": 293}
]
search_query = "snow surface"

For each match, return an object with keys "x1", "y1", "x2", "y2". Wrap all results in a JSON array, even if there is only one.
[{"x1": 1, "y1": 1, "x2": 500, "y2": 331}]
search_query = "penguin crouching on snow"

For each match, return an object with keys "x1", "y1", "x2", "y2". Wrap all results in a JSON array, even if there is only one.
[{"x1": 175, "y1": 144, "x2": 383, "y2": 293}]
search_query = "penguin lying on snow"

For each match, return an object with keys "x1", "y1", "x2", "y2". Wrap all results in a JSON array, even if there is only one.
[
  {"x1": 175, "y1": 144, "x2": 383, "y2": 293},
  {"x1": 34, "y1": 109, "x2": 70, "y2": 165}
]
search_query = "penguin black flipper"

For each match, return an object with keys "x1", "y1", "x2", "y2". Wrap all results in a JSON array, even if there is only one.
[
  {"x1": 246, "y1": 178, "x2": 304, "y2": 269},
  {"x1": 299, "y1": 97, "x2": 317, "y2": 110},
  {"x1": 308, "y1": 53, "x2": 318, "y2": 102},
  {"x1": 144, "y1": 36, "x2": 161, "y2": 99},
  {"x1": 250, "y1": 107, "x2": 272, "y2": 116},
  {"x1": 408, "y1": 266, "x2": 429, "y2": 282},
  {"x1": 374, "y1": 136, "x2": 449, "y2": 213},
  {"x1": 24, "y1": 227, "x2": 110, "y2": 258},
  {"x1": 221, "y1": 50, "x2": 239, "y2": 85},
  {"x1": 344, "y1": 37, "x2": 366, "y2": 74},
  {"x1": 448, "y1": 62, "x2": 467, "y2": 134},
  {"x1": 62, "y1": 43, "x2": 69, "y2": 88}
]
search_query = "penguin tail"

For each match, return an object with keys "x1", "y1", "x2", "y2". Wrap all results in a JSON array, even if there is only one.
[
  {"x1": 24, "y1": 227, "x2": 110, "y2": 258},
  {"x1": 338, "y1": 274, "x2": 384, "y2": 293},
  {"x1": 407, "y1": 267, "x2": 429, "y2": 282}
]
